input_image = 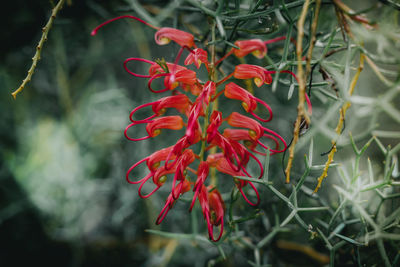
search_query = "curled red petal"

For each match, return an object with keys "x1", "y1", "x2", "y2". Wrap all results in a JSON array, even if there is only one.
[
  {"x1": 124, "y1": 122, "x2": 152, "y2": 141},
  {"x1": 155, "y1": 27, "x2": 195, "y2": 48},
  {"x1": 226, "y1": 112, "x2": 263, "y2": 140},
  {"x1": 233, "y1": 64, "x2": 272, "y2": 86},
  {"x1": 126, "y1": 157, "x2": 151, "y2": 184},
  {"x1": 238, "y1": 181, "x2": 260, "y2": 206},
  {"x1": 233, "y1": 39, "x2": 267, "y2": 59},
  {"x1": 124, "y1": 57, "x2": 155, "y2": 78},
  {"x1": 138, "y1": 176, "x2": 160, "y2": 199},
  {"x1": 146, "y1": 116, "x2": 184, "y2": 137},
  {"x1": 184, "y1": 48, "x2": 209, "y2": 68}
]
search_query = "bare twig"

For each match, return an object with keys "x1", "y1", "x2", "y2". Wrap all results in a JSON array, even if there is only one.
[
  {"x1": 285, "y1": 0, "x2": 315, "y2": 183},
  {"x1": 11, "y1": 0, "x2": 65, "y2": 99},
  {"x1": 314, "y1": 53, "x2": 365, "y2": 193},
  {"x1": 306, "y1": 0, "x2": 321, "y2": 79}
]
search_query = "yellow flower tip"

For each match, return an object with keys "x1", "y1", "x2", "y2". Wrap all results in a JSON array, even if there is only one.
[
  {"x1": 152, "y1": 162, "x2": 160, "y2": 170},
  {"x1": 159, "y1": 175, "x2": 167, "y2": 184},
  {"x1": 248, "y1": 129, "x2": 257, "y2": 140},
  {"x1": 170, "y1": 81, "x2": 179, "y2": 90},
  {"x1": 153, "y1": 129, "x2": 162, "y2": 137},
  {"x1": 243, "y1": 140, "x2": 252, "y2": 148},
  {"x1": 159, "y1": 37, "x2": 171, "y2": 45},
  {"x1": 254, "y1": 78, "x2": 263, "y2": 87},
  {"x1": 241, "y1": 102, "x2": 249, "y2": 112},
  {"x1": 251, "y1": 50, "x2": 264, "y2": 59}
]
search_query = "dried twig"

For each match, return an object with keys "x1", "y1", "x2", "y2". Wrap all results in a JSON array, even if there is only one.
[
  {"x1": 314, "y1": 53, "x2": 365, "y2": 193},
  {"x1": 285, "y1": 0, "x2": 319, "y2": 183},
  {"x1": 11, "y1": 0, "x2": 65, "y2": 99}
]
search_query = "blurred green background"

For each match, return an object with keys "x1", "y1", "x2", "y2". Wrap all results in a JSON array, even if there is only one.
[{"x1": 1, "y1": 1, "x2": 400, "y2": 266}]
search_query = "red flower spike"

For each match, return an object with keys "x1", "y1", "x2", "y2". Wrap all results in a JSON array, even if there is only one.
[
  {"x1": 233, "y1": 64, "x2": 272, "y2": 87},
  {"x1": 155, "y1": 27, "x2": 195, "y2": 48},
  {"x1": 224, "y1": 82, "x2": 273, "y2": 122},
  {"x1": 130, "y1": 94, "x2": 191, "y2": 123},
  {"x1": 233, "y1": 39, "x2": 267, "y2": 59},
  {"x1": 100, "y1": 15, "x2": 295, "y2": 241},
  {"x1": 125, "y1": 116, "x2": 184, "y2": 141},
  {"x1": 190, "y1": 162, "x2": 210, "y2": 211},
  {"x1": 156, "y1": 178, "x2": 191, "y2": 225},
  {"x1": 184, "y1": 48, "x2": 209, "y2": 69}
]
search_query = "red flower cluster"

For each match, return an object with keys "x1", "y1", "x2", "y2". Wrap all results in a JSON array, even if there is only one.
[{"x1": 92, "y1": 16, "x2": 311, "y2": 241}]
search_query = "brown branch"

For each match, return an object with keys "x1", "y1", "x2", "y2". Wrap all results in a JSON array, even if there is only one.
[
  {"x1": 285, "y1": 0, "x2": 319, "y2": 183},
  {"x1": 314, "y1": 53, "x2": 365, "y2": 193},
  {"x1": 11, "y1": 0, "x2": 66, "y2": 99}
]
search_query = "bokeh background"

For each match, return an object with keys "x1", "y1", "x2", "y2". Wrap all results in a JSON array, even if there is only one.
[{"x1": 1, "y1": 0, "x2": 399, "y2": 266}]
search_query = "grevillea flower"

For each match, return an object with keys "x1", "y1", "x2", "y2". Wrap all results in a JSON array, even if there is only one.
[
  {"x1": 93, "y1": 14, "x2": 310, "y2": 242},
  {"x1": 147, "y1": 63, "x2": 197, "y2": 92},
  {"x1": 232, "y1": 36, "x2": 288, "y2": 59},
  {"x1": 196, "y1": 184, "x2": 225, "y2": 241},
  {"x1": 224, "y1": 82, "x2": 272, "y2": 122},
  {"x1": 207, "y1": 154, "x2": 260, "y2": 206},
  {"x1": 125, "y1": 116, "x2": 184, "y2": 141},
  {"x1": 156, "y1": 178, "x2": 191, "y2": 225},
  {"x1": 130, "y1": 94, "x2": 191, "y2": 122},
  {"x1": 233, "y1": 39, "x2": 267, "y2": 59},
  {"x1": 233, "y1": 64, "x2": 273, "y2": 87},
  {"x1": 154, "y1": 27, "x2": 195, "y2": 48},
  {"x1": 206, "y1": 110, "x2": 223, "y2": 143},
  {"x1": 184, "y1": 48, "x2": 209, "y2": 69},
  {"x1": 148, "y1": 62, "x2": 187, "y2": 76},
  {"x1": 223, "y1": 128, "x2": 280, "y2": 156},
  {"x1": 126, "y1": 146, "x2": 175, "y2": 185},
  {"x1": 170, "y1": 149, "x2": 196, "y2": 199},
  {"x1": 226, "y1": 112, "x2": 287, "y2": 154},
  {"x1": 190, "y1": 161, "x2": 210, "y2": 211},
  {"x1": 186, "y1": 81, "x2": 216, "y2": 143}
]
